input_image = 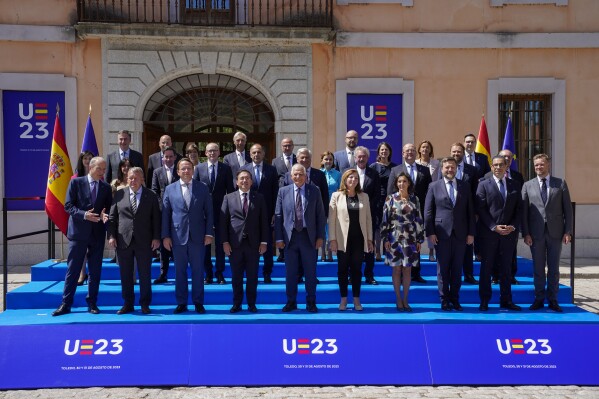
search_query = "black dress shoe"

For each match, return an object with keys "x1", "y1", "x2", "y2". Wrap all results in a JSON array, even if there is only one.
[
  {"x1": 365, "y1": 277, "x2": 379, "y2": 285},
  {"x1": 153, "y1": 275, "x2": 168, "y2": 284},
  {"x1": 451, "y1": 301, "x2": 463, "y2": 311},
  {"x1": 282, "y1": 302, "x2": 297, "y2": 312},
  {"x1": 263, "y1": 275, "x2": 273, "y2": 284},
  {"x1": 492, "y1": 277, "x2": 499, "y2": 285},
  {"x1": 88, "y1": 303, "x2": 101, "y2": 314},
  {"x1": 174, "y1": 304, "x2": 188, "y2": 314},
  {"x1": 464, "y1": 275, "x2": 479, "y2": 285},
  {"x1": 204, "y1": 277, "x2": 213, "y2": 285},
  {"x1": 500, "y1": 302, "x2": 522, "y2": 311},
  {"x1": 141, "y1": 306, "x2": 151, "y2": 314},
  {"x1": 548, "y1": 300, "x2": 563, "y2": 312},
  {"x1": 412, "y1": 276, "x2": 427, "y2": 284},
  {"x1": 195, "y1": 304, "x2": 206, "y2": 314},
  {"x1": 529, "y1": 300, "x2": 545, "y2": 311},
  {"x1": 52, "y1": 303, "x2": 71, "y2": 317},
  {"x1": 230, "y1": 305, "x2": 242, "y2": 314},
  {"x1": 511, "y1": 277, "x2": 520, "y2": 285},
  {"x1": 248, "y1": 304, "x2": 258, "y2": 313},
  {"x1": 217, "y1": 277, "x2": 226, "y2": 285},
  {"x1": 276, "y1": 256, "x2": 285, "y2": 262},
  {"x1": 441, "y1": 301, "x2": 452, "y2": 311},
  {"x1": 116, "y1": 305, "x2": 134, "y2": 315},
  {"x1": 479, "y1": 302, "x2": 489, "y2": 311},
  {"x1": 306, "y1": 301, "x2": 318, "y2": 313},
  {"x1": 298, "y1": 276, "x2": 304, "y2": 283}
]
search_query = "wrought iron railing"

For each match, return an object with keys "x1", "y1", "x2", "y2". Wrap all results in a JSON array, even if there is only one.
[{"x1": 77, "y1": 0, "x2": 333, "y2": 27}]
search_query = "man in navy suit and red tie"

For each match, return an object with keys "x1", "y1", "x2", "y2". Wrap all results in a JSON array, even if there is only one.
[
  {"x1": 53, "y1": 157, "x2": 112, "y2": 316},
  {"x1": 476, "y1": 155, "x2": 522, "y2": 311},
  {"x1": 193, "y1": 142, "x2": 235, "y2": 285},
  {"x1": 221, "y1": 170, "x2": 269, "y2": 313},
  {"x1": 162, "y1": 158, "x2": 214, "y2": 314},
  {"x1": 424, "y1": 157, "x2": 475, "y2": 311}
]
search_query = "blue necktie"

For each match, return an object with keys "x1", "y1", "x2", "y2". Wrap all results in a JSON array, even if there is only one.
[
  {"x1": 254, "y1": 165, "x2": 261, "y2": 186},
  {"x1": 90, "y1": 181, "x2": 97, "y2": 204},
  {"x1": 448, "y1": 180, "x2": 455, "y2": 206},
  {"x1": 541, "y1": 178, "x2": 548, "y2": 205},
  {"x1": 209, "y1": 164, "x2": 215, "y2": 190},
  {"x1": 409, "y1": 164, "x2": 416, "y2": 182},
  {"x1": 499, "y1": 179, "x2": 506, "y2": 203},
  {"x1": 294, "y1": 188, "x2": 303, "y2": 231}
]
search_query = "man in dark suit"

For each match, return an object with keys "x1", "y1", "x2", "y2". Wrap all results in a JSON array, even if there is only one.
[
  {"x1": 387, "y1": 143, "x2": 432, "y2": 284},
  {"x1": 108, "y1": 167, "x2": 161, "y2": 315},
  {"x1": 221, "y1": 170, "x2": 270, "y2": 313},
  {"x1": 52, "y1": 157, "x2": 112, "y2": 316},
  {"x1": 464, "y1": 133, "x2": 491, "y2": 179},
  {"x1": 451, "y1": 142, "x2": 479, "y2": 285},
  {"x1": 354, "y1": 146, "x2": 381, "y2": 285},
  {"x1": 522, "y1": 153, "x2": 573, "y2": 312},
  {"x1": 424, "y1": 157, "x2": 475, "y2": 311},
  {"x1": 476, "y1": 155, "x2": 522, "y2": 311},
  {"x1": 193, "y1": 142, "x2": 235, "y2": 285},
  {"x1": 242, "y1": 144, "x2": 279, "y2": 283},
  {"x1": 275, "y1": 164, "x2": 326, "y2": 313},
  {"x1": 272, "y1": 137, "x2": 296, "y2": 262},
  {"x1": 223, "y1": 131, "x2": 252, "y2": 183},
  {"x1": 146, "y1": 135, "x2": 182, "y2": 185},
  {"x1": 106, "y1": 130, "x2": 145, "y2": 182},
  {"x1": 334, "y1": 130, "x2": 359, "y2": 172},
  {"x1": 151, "y1": 147, "x2": 179, "y2": 284},
  {"x1": 162, "y1": 158, "x2": 214, "y2": 314}
]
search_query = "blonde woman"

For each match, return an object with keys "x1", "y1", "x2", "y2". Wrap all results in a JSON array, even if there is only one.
[{"x1": 328, "y1": 169, "x2": 373, "y2": 311}]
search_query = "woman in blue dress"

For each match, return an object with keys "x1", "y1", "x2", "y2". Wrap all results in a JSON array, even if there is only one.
[
  {"x1": 381, "y1": 172, "x2": 424, "y2": 311},
  {"x1": 320, "y1": 151, "x2": 341, "y2": 261}
]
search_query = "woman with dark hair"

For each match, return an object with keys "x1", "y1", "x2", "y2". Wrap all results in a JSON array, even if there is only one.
[
  {"x1": 320, "y1": 151, "x2": 341, "y2": 261},
  {"x1": 185, "y1": 143, "x2": 200, "y2": 166},
  {"x1": 369, "y1": 142, "x2": 397, "y2": 261},
  {"x1": 415, "y1": 140, "x2": 440, "y2": 260},
  {"x1": 111, "y1": 158, "x2": 131, "y2": 193},
  {"x1": 328, "y1": 169, "x2": 373, "y2": 311},
  {"x1": 73, "y1": 151, "x2": 94, "y2": 178},
  {"x1": 381, "y1": 172, "x2": 424, "y2": 311}
]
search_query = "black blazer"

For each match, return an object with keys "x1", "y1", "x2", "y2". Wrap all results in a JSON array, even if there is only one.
[
  {"x1": 108, "y1": 186, "x2": 161, "y2": 248},
  {"x1": 146, "y1": 151, "x2": 182, "y2": 185},
  {"x1": 241, "y1": 162, "x2": 279, "y2": 218},
  {"x1": 475, "y1": 177, "x2": 522, "y2": 237},
  {"x1": 484, "y1": 169, "x2": 524, "y2": 190},
  {"x1": 387, "y1": 162, "x2": 432, "y2": 214},
  {"x1": 220, "y1": 190, "x2": 269, "y2": 249},
  {"x1": 106, "y1": 149, "x2": 144, "y2": 182},
  {"x1": 193, "y1": 161, "x2": 235, "y2": 221},
  {"x1": 359, "y1": 167, "x2": 382, "y2": 226}
]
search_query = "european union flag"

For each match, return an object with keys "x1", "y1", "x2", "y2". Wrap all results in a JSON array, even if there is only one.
[
  {"x1": 81, "y1": 113, "x2": 99, "y2": 156},
  {"x1": 502, "y1": 118, "x2": 518, "y2": 172}
]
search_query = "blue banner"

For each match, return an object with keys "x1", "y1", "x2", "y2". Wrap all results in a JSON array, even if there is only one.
[
  {"x1": 346, "y1": 94, "x2": 403, "y2": 165},
  {"x1": 2, "y1": 91, "x2": 66, "y2": 210}
]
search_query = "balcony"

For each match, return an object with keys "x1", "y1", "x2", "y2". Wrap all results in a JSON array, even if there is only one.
[{"x1": 77, "y1": 0, "x2": 333, "y2": 28}]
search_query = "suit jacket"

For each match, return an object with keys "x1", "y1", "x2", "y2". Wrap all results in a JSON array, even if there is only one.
[
  {"x1": 475, "y1": 177, "x2": 521, "y2": 237},
  {"x1": 151, "y1": 165, "x2": 180, "y2": 208},
  {"x1": 161, "y1": 180, "x2": 214, "y2": 246},
  {"x1": 328, "y1": 191, "x2": 373, "y2": 252},
  {"x1": 193, "y1": 161, "x2": 235, "y2": 222},
  {"x1": 281, "y1": 168, "x2": 329, "y2": 216},
  {"x1": 424, "y1": 178, "x2": 475, "y2": 241},
  {"x1": 358, "y1": 167, "x2": 381, "y2": 227},
  {"x1": 223, "y1": 151, "x2": 252, "y2": 182},
  {"x1": 334, "y1": 149, "x2": 352, "y2": 172},
  {"x1": 465, "y1": 151, "x2": 491, "y2": 179},
  {"x1": 64, "y1": 176, "x2": 112, "y2": 241},
  {"x1": 106, "y1": 149, "x2": 144, "y2": 182},
  {"x1": 146, "y1": 151, "x2": 182, "y2": 185},
  {"x1": 521, "y1": 176, "x2": 573, "y2": 240},
  {"x1": 275, "y1": 183, "x2": 326, "y2": 246},
  {"x1": 387, "y1": 162, "x2": 432, "y2": 214},
  {"x1": 272, "y1": 154, "x2": 297, "y2": 180},
  {"x1": 241, "y1": 162, "x2": 279, "y2": 218},
  {"x1": 108, "y1": 186, "x2": 161, "y2": 248},
  {"x1": 220, "y1": 190, "x2": 269, "y2": 249},
  {"x1": 484, "y1": 169, "x2": 525, "y2": 190}
]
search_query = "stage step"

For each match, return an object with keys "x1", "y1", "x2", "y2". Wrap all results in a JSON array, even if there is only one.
[
  {"x1": 30, "y1": 256, "x2": 535, "y2": 281},
  {"x1": 6, "y1": 276, "x2": 571, "y2": 310}
]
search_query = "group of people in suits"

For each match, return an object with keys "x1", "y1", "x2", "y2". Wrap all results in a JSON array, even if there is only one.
[{"x1": 51, "y1": 127, "x2": 573, "y2": 317}]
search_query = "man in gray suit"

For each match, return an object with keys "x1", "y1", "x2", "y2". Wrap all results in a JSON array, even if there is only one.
[
  {"x1": 522, "y1": 153, "x2": 573, "y2": 312},
  {"x1": 275, "y1": 164, "x2": 326, "y2": 313},
  {"x1": 108, "y1": 167, "x2": 161, "y2": 315}
]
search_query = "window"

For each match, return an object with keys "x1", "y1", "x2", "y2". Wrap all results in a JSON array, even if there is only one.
[{"x1": 498, "y1": 94, "x2": 552, "y2": 180}]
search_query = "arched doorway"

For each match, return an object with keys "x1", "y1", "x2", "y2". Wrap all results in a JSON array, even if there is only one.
[{"x1": 142, "y1": 73, "x2": 276, "y2": 161}]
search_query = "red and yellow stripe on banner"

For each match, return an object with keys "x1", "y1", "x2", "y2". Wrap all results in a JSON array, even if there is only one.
[
  {"x1": 45, "y1": 112, "x2": 73, "y2": 235},
  {"x1": 475, "y1": 115, "x2": 492, "y2": 168}
]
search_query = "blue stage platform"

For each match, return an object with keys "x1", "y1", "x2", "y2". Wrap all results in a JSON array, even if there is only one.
[{"x1": 0, "y1": 256, "x2": 598, "y2": 388}]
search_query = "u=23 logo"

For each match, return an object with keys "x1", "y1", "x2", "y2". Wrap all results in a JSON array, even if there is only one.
[
  {"x1": 283, "y1": 338, "x2": 338, "y2": 355},
  {"x1": 496, "y1": 338, "x2": 552, "y2": 355},
  {"x1": 64, "y1": 339, "x2": 123, "y2": 356}
]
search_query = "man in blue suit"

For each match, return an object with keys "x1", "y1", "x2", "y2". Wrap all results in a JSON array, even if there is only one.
[
  {"x1": 424, "y1": 157, "x2": 475, "y2": 311},
  {"x1": 53, "y1": 157, "x2": 112, "y2": 316},
  {"x1": 162, "y1": 158, "x2": 214, "y2": 314},
  {"x1": 193, "y1": 142, "x2": 235, "y2": 284},
  {"x1": 464, "y1": 133, "x2": 491, "y2": 179},
  {"x1": 476, "y1": 155, "x2": 522, "y2": 311},
  {"x1": 275, "y1": 164, "x2": 326, "y2": 313},
  {"x1": 334, "y1": 129, "x2": 359, "y2": 173}
]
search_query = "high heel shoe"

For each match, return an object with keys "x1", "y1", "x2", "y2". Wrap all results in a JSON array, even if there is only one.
[{"x1": 77, "y1": 274, "x2": 88, "y2": 286}]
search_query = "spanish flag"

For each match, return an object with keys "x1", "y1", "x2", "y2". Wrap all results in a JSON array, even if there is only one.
[
  {"x1": 475, "y1": 115, "x2": 492, "y2": 168},
  {"x1": 45, "y1": 110, "x2": 73, "y2": 235}
]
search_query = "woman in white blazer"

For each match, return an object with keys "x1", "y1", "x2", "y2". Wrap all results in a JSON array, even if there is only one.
[{"x1": 328, "y1": 169, "x2": 373, "y2": 311}]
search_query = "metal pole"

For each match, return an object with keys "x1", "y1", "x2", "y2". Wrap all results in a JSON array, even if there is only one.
[{"x1": 570, "y1": 202, "x2": 576, "y2": 304}]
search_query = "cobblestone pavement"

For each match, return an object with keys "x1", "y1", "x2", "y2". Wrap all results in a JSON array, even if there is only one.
[{"x1": 1, "y1": 262, "x2": 598, "y2": 398}]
